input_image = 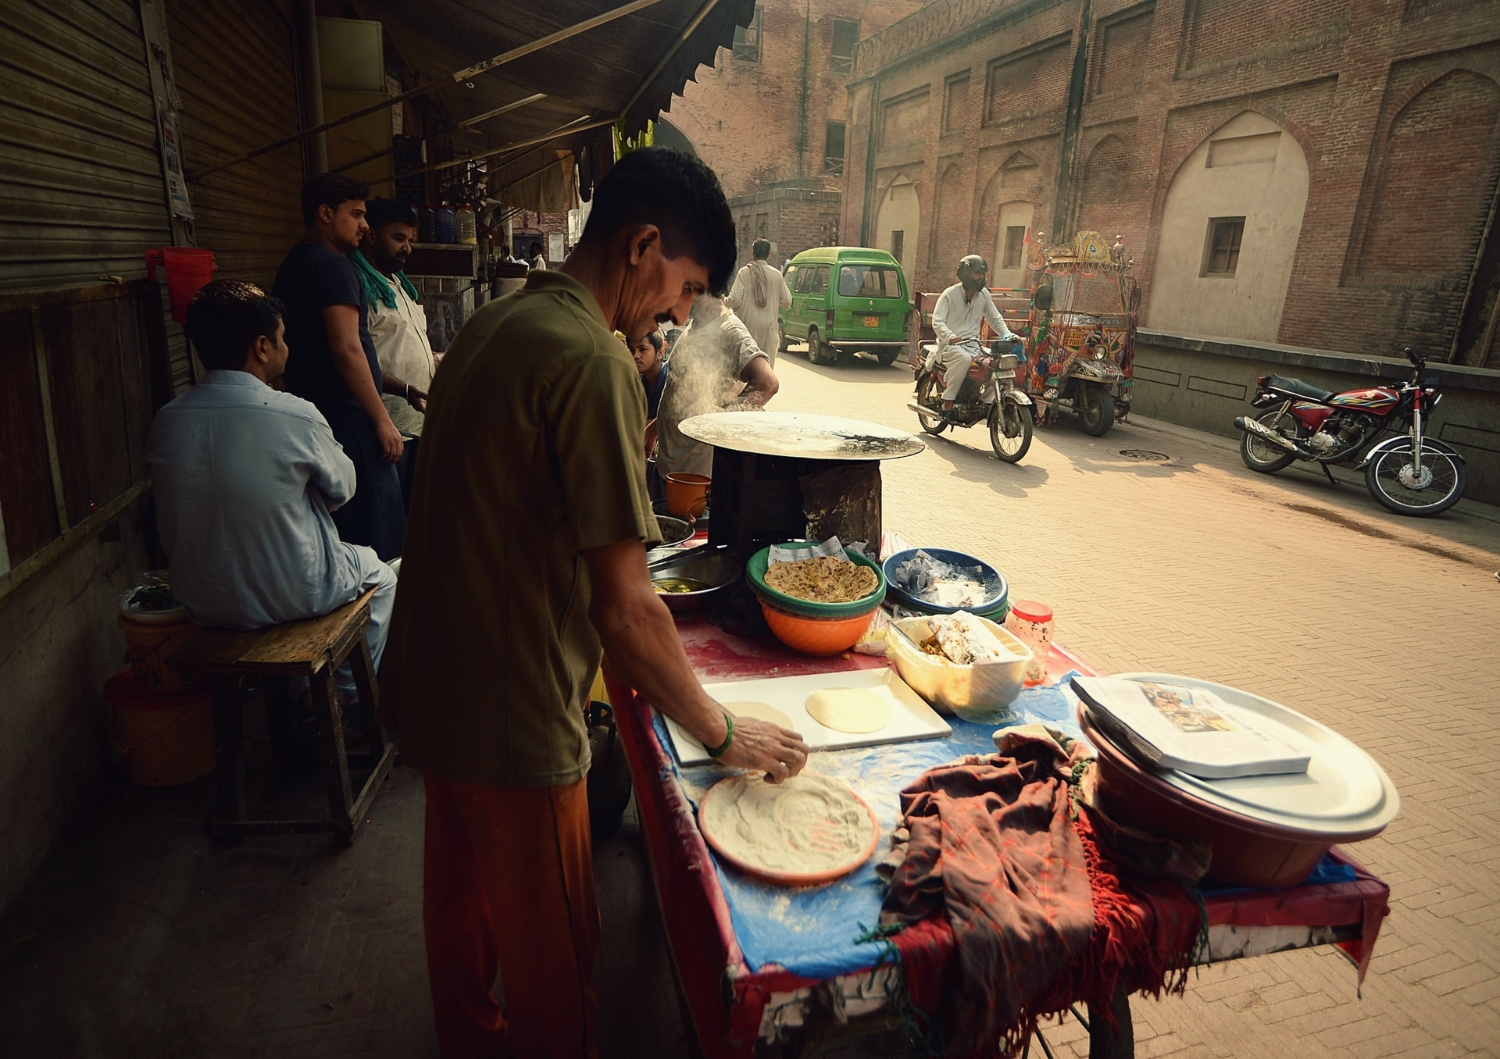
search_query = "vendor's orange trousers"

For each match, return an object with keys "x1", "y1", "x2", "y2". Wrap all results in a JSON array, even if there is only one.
[{"x1": 423, "y1": 772, "x2": 599, "y2": 1059}]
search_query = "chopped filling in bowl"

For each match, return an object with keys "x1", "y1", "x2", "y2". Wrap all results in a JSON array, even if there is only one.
[{"x1": 764, "y1": 556, "x2": 878, "y2": 604}]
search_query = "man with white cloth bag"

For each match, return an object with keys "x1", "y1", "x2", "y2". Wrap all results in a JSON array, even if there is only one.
[
  {"x1": 930, "y1": 254, "x2": 1018, "y2": 421},
  {"x1": 726, "y1": 238, "x2": 792, "y2": 366}
]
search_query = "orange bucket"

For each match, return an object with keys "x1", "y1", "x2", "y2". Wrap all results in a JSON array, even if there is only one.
[
  {"x1": 145, "y1": 246, "x2": 217, "y2": 324},
  {"x1": 664, "y1": 472, "x2": 711, "y2": 519},
  {"x1": 118, "y1": 610, "x2": 204, "y2": 691},
  {"x1": 104, "y1": 669, "x2": 216, "y2": 787}
]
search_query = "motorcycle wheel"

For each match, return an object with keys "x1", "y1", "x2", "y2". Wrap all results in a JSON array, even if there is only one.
[
  {"x1": 1239, "y1": 408, "x2": 1301, "y2": 473},
  {"x1": 989, "y1": 401, "x2": 1032, "y2": 462},
  {"x1": 915, "y1": 375, "x2": 948, "y2": 435},
  {"x1": 1365, "y1": 443, "x2": 1466, "y2": 517},
  {"x1": 1077, "y1": 384, "x2": 1116, "y2": 436}
]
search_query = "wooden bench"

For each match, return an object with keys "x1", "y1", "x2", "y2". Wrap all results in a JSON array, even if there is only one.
[{"x1": 166, "y1": 588, "x2": 396, "y2": 845}]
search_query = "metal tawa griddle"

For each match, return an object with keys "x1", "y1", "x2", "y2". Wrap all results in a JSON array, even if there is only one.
[{"x1": 678, "y1": 412, "x2": 924, "y2": 559}]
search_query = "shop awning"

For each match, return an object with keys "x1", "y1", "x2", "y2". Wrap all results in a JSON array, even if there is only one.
[{"x1": 364, "y1": 0, "x2": 752, "y2": 204}]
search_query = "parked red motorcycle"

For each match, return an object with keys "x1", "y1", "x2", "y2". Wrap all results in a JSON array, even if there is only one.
[{"x1": 1233, "y1": 348, "x2": 1466, "y2": 517}]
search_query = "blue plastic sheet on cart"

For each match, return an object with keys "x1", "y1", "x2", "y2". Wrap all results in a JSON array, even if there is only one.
[{"x1": 656, "y1": 675, "x2": 1085, "y2": 979}]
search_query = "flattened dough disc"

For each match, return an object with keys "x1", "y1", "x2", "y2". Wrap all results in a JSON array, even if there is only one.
[
  {"x1": 805, "y1": 688, "x2": 891, "y2": 734},
  {"x1": 681, "y1": 701, "x2": 797, "y2": 750},
  {"x1": 727, "y1": 701, "x2": 796, "y2": 730},
  {"x1": 698, "y1": 771, "x2": 880, "y2": 884}
]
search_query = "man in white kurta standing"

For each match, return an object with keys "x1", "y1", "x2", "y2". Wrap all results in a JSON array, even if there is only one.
[
  {"x1": 726, "y1": 238, "x2": 792, "y2": 366},
  {"x1": 930, "y1": 254, "x2": 1018, "y2": 422},
  {"x1": 652, "y1": 293, "x2": 779, "y2": 481},
  {"x1": 355, "y1": 198, "x2": 436, "y2": 510}
]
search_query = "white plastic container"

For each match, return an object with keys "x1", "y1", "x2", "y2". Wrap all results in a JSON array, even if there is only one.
[{"x1": 885, "y1": 614, "x2": 1033, "y2": 724}]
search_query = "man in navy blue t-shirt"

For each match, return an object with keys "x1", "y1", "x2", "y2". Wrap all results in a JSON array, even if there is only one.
[{"x1": 274, "y1": 174, "x2": 415, "y2": 560}]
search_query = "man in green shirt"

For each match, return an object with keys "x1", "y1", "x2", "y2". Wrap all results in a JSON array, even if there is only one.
[{"x1": 380, "y1": 148, "x2": 808, "y2": 1058}]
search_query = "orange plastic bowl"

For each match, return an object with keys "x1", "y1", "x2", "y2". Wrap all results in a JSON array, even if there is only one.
[{"x1": 760, "y1": 599, "x2": 877, "y2": 656}]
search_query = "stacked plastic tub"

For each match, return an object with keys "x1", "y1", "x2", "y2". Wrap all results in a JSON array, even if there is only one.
[{"x1": 105, "y1": 582, "x2": 215, "y2": 786}]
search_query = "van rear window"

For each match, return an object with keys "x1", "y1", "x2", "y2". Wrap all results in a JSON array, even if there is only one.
[{"x1": 838, "y1": 266, "x2": 903, "y2": 298}]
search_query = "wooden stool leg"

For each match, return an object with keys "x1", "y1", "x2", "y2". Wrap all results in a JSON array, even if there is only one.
[
  {"x1": 264, "y1": 676, "x2": 300, "y2": 778},
  {"x1": 349, "y1": 634, "x2": 385, "y2": 759},
  {"x1": 310, "y1": 664, "x2": 355, "y2": 842},
  {"x1": 1087, "y1": 985, "x2": 1134, "y2": 1059},
  {"x1": 211, "y1": 675, "x2": 246, "y2": 838}
]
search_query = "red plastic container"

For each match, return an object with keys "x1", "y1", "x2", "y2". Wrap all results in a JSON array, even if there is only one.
[
  {"x1": 1081, "y1": 707, "x2": 1349, "y2": 888},
  {"x1": 145, "y1": 247, "x2": 217, "y2": 324}
]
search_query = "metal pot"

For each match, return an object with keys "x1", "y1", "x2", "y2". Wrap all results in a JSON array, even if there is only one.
[{"x1": 650, "y1": 547, "x2": 742, "y2": 615}]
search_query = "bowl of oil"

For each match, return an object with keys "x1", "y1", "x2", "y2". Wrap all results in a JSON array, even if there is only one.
[{"x1": 650, "y1": 548, "x2": 742, "y2": 616}]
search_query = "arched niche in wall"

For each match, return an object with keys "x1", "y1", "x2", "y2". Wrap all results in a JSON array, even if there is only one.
[
  {"x1": 977, "y1": 151, "x2": 1044, "y2": 289},
  {"x1": 1355, "y1": 70, "x2": 1500, "y2": 288},
  {"x1": 1075, "y1": 135, "x2": 1134, "y2": 236},
  {"x1": 991, "y1": 201, "x2": 1035, "y2": 290},
  {"x1": 930, "y1": 163, "x2": 964, "y2": 268},
  {"x1": 876, "y1": 176, "x2": 920, "y2": 276},
  {"x1": 1145, "y1": 111, "x2": 1309, "y2": 342},
  {"x1": 654, "y1": 118, "x2": 699, "y2": 158}
]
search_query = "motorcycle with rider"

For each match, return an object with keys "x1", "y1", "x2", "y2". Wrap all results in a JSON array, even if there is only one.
[{"x1": 909, "y1": 254, "x2": 1035, "y2": 463}]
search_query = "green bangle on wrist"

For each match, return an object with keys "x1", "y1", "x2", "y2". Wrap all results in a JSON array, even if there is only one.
[{"x1": 706, "y1": 711, "x2": 734, "y2": 759}]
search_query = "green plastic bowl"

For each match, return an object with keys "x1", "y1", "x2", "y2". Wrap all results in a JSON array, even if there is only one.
[{"x1": 746, "y1": 543, "x2": 887, "y2": 619}]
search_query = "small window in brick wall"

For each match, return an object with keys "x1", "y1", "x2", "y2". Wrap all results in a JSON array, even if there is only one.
[
  {"x1": 831, "y1": 19, "x2": 859, "y2": 74},
  {"x1": 733, "y1": 6, "x2": 763, "y2": 63},
  {"x1": 1002, "y1": 226, "x2": 1028, "y2": 269},
  {"x1": 1203, "y1": 217, "x2": 1244, "y2": 276},
  {"x1": 824, "y1": 122, "x2": 846, "y2": 175},
  {"x1": 890, "y1": 230, "x2": 905, "y2": 263}
]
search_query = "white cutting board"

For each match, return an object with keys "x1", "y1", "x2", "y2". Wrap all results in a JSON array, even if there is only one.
[{"x1": 665, "y1": 667, "x2": 952, "y2": 766}]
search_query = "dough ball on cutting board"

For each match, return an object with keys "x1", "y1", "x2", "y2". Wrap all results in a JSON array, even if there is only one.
[
  {"x1": 684, "y1": 701, "x2": 797, "y2": 751},
  {"x1": 805, "y1": 688, "x2": 891, "y2": 734},
  {"x1": 725, "y1": 701, "x2": 796, "y2": 731}
]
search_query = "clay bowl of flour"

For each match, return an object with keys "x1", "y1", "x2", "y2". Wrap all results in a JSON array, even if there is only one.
[{"x1": 697, "y1": 771, "x2": 881, "y2": 886}]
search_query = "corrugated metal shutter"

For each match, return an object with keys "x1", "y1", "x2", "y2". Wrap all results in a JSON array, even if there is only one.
[
  {"x1": 0, "y1": 1, "x2": 172, "y2": 290},
  {"x1": 168, "y1": 1, "x2": 305, "y2": 290}
]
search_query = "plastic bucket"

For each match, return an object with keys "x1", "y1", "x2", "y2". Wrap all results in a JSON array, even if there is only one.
[
  {"x1": 118, "y1": 611, "x2": 203, "y2": 691},
  {"x1": 104, "y1": 669, "x2": 216, "y2": 787},
  {"x1": 145, "y1": 247, "x2": 217, "y2": 323}
]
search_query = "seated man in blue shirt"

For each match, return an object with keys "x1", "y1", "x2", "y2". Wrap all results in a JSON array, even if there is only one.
[{"x1": 146, "y1": 280, "x2": 398, "y2": 706}]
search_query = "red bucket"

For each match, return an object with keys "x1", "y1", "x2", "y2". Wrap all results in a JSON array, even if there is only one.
[{"x1": 146, "y1": 247, "x2": 217, "y2": 324}]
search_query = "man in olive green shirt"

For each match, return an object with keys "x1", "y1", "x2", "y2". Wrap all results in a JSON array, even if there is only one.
[{"x1": 380, "y1": 149, "x2": 808, "y2": 1059}]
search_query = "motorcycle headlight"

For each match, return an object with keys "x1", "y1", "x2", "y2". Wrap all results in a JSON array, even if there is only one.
[{"x1": 998, "y1": 353, "x2": 1018, "y2": 371}]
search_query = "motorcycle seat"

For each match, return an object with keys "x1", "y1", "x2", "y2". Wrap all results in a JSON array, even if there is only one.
[{"x1": 1265, "y1": 373, "x2": 1335, "y2": 403}]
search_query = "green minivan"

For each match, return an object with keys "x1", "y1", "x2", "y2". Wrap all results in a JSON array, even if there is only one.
[{"x1": 779, "y1": 247, "x2": 912, "y2": 366}]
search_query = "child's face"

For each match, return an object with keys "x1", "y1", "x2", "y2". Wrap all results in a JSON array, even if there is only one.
[{"x1": 631, "y1": 335, "x2": 661, "y2": 374}]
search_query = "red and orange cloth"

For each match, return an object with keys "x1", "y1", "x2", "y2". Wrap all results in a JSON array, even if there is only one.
[{"x1": 877, "y1": 730, "x2": 1206, "y2": 1059}]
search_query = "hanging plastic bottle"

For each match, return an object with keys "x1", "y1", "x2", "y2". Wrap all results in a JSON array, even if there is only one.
[
  {"x1": 455, "y1": 204, "x2": 477, "y2": 245},
  {"x1": 417, "y1": 206, "x2": 437, "y2": 244},
  {"x1": 436, "y1": 204, "x2": 457, "y2": 244}
]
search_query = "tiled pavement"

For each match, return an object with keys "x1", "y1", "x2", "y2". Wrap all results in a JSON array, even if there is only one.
[{"x1": 2, "y1": 348, "x2": 1497, "y2": 1058}]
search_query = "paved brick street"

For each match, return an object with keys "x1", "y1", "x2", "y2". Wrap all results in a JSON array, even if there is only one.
[
  {"x1": 771, "y1": 349, "x2": 1500, "y2": 1059},
  {"x1": 2, "y1": 350, "x2": 1496, "y2": 1059}
]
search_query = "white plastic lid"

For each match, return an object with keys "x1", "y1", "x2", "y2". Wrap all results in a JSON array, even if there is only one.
[{"x1": 1104, "y1": 673, "x2": 1400, "y2": 837}]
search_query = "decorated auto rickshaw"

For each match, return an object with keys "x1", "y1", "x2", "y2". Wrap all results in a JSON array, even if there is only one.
[{"x1": 1013, "y1": 230, "x2": 1140, "y2": 437}]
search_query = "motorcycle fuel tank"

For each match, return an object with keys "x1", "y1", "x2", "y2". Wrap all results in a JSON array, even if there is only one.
[{"x1": 1329, "y1": 386, "x2": 1399, "y2": 412}]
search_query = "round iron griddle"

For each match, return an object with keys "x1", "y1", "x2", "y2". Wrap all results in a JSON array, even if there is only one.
[{"x1": 679, "y1": 411, "x2": 925, "y2": 461}]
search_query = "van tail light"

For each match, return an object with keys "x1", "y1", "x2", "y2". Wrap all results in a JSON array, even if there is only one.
[{"x1": 826, "y1": 309, "x2": 836, "y2": 327}]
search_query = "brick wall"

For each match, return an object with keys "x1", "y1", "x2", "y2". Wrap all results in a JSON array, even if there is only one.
[
  {"x1": 665, "y1": 0, "x2": 926, "y2": 201},
  {"x1": 842, "y1": 0, "x2": 1500, "y2": 366}
]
